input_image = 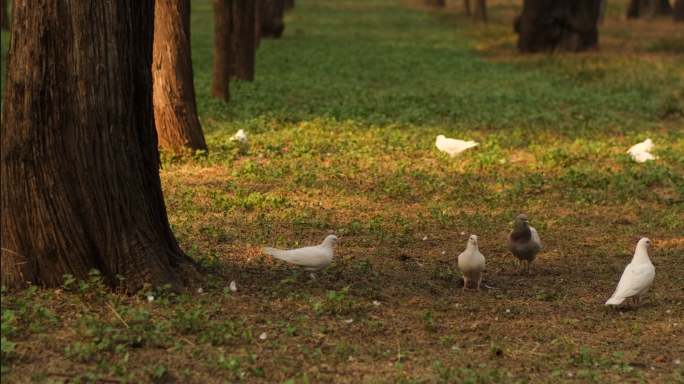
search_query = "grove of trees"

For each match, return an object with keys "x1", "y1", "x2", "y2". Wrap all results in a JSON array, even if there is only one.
[{"x1": 0, "y1": 0, "x2": 293, "y2": 292}]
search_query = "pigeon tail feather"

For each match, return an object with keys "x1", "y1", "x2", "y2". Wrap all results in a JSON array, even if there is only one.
[
  {"x1": 263, "y1": 247, "x2": 292, "y2": 262},
  {"x1": 605, "y1": 295, "x2": 625, "y2": 306}
]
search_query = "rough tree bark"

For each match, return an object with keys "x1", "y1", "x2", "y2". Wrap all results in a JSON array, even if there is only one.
[
  {"x1": 627, "y1": 0, "x2": 673, "y2": 18},
  {"x1": 1, "y1": 0, "x2": 8, "y2": 30},
  {"x1": 212, "y1": 0, "x2": 232, "y2": 100},
  {"x1": 474, "y1": 0, "x2": 487, "y2": 22},
  {"x1": 153, "y1": 0, "x2": 207, "y2": 152},
  {"x1": 675, "y1": 0, "x2": 684, "y2": 21},
  {"x1": 284, "y1": 0, "x2": 295, "y2": 11},
  {"x1": 1, "y1": 0, "x2": 192, "y2": 292},
  {"x1": 464, "y1": 0, "x2": 472, "y2": 16},
  {"x1": 425, "y1": 0, "x2": 445, "y2": 7},
  {"x1": 231, "y1": 0, "x2": 257, "y2": 81},
  {"x1": 515, "y1": 0, "x2": 601, "y2": 53},
  {"x1": 259, "y1": 0, "x2": 285, "y2": 38}
]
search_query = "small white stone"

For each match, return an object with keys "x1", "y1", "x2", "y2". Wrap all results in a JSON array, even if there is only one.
[
  {"x1": 460, "y1": 231, "x2": 465, "y2": 235},
  {"x1": 454, "y1": 303, "x2": 459, "y2": 307},
  {"x1": 372, "y1": 301, "x2": 381, "y2": 306},
  {"x1": 674, "y1": 323, "x2": 678, "y2": 326},
  {"x1": 452, "y1": 346, "x2": 459, "y2": 350},
  {"x1": 259, "y1": 332, "x2": 267, "y2": 340},
  {"x1": 442, "y1": 251, "x2": 446, "y2": 255},
  {"x1": 423, "y1": 236, "x2": 428, "y2": 241},
  {"x1": 666, "y1": 310, "x2": 671, "y2": 314},
  {"x1": 506, "y1": 309, "x2": 511, "y2": 313},
  {"x1": 197, "y1": 287, "x2": 203, "y2": 294},
  {"x1": 676, "y1": 360, "x2": 681, "y2": 365},
  {"x1": 345, "y1": 319, "x2": 353, "y2": 323},
  {"x1": 567, "y1": 372, "x2": 573, "y2": 378},
  {"x1": 230, "y1": 281, "x2": 238, "y2": 292},
  {"x1": 330, "y1": 131, "x2": 334, "y2": 135},
  {"x1": 147, "y1": 295, "x2": 154, "y2": 302},
  {"x1": 651, "y1": 367, "x2": 655, "y2": 370}
]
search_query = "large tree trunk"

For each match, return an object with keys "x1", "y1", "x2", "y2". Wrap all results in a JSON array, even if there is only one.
[
  {"x1": 1, "y1": 0, "x2": 191, "y2": 293},
  {"x1": 1, "y1": 0, "x2": 8, "y2": 30},
  {"x1": 474, "y1": 0, "x2": 487, "y2": 22},
  {"x1": 464, "y1": 0, "x2": 472, "y2": 16},
  {"x1": 260, "y1": 0, "x2": 285, "y2": 39},
  {"x1": 675, "y1": 0, "x2": 684, "y2": 21},
  {"x1": 515, "y1": 0, "x2": 601, "y2": 53},
  {"x1": 212, "y1": 0, "x2": 232, "y2": 100},
  {"x1": 628, "y1": 0, "x2": 673, "y2": 18},
  {"x1": 153, "y1": 0, "x2": 207, "y2": 152},
  {"x1": 425, "y1": 0, "x2": 445, "y2": 7},
  {"x1": 284, "y1": 0, "x2": 295, "y2": 11},
  {"x1": 231, "y1": 0, "x2": 257, "y2": 82}
]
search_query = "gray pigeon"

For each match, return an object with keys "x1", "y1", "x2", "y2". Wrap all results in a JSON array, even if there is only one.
[{"x1": 507, "y1": 214, "x2": 541, "y2": 274}]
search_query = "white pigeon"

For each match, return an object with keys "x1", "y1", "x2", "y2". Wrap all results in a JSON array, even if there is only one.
[
  {"x1": 229, "y1": 129, "x2": 248, "y2": 144},
  {"x1": 627, "y1": 139, "x2": 658, "y2": 163},
  {"x1": 435, "y1": 135, "x2": 479, "y2": 157},
  {"x1": 457, "y1": 235, "x2": 486, "y2": 291},
  {"x1": 263, "y1": 235, "x2": 338, "y2": 280},
  {"x1": 605, "y1": 238, "x2": 655, "y2": 308}
]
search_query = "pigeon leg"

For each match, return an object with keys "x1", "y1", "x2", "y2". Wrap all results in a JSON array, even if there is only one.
[
  {"x1": 309, "y1": 273, "x2": 316, "y2": 281},
  {"x1": 528, "y1": 260, "x2": 534, "y2": 274},
  {"x1": 477, "y1": 277, "x2": 482, "y2": 291},
  {"x1": 516, "y1": 260, "x2": 522, "y2": 273},
  {"x1": 462, "y1": 278, "x2": 469, "y2": 291}
]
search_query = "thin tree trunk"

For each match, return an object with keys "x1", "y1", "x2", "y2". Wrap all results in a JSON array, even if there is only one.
[
  {"x1": 1, "y1": 0, "x2": 192, "y2": 293},
  {"x1": 515, "y1": 0, "x2": 601, "y2": 53},
  {"x1": 425, "y1": 0, "x2": 445, "y2": 7},
  {"x1": 473, "y1": 0, "x2": 487, "y2": 22},
  {"x1": 628, "y1": 0, "x2": 673, "y2": 18},
  {"x1": 675, "y1": 0, "x2": 684, "y2": 21},
  {"x1": 153, "y1": 0, "x2": 207, "y2": 152},
  {"x1": 260, "y1": 0, "x2": 285, "y2": 38},
  {"x1": 212, "y1": 0, "x2": 232, "y2": 100},
  {"x1": 598, "y1": 0, "x2": 607, "y2": 26},
  {"x1": 1, "y1": 0, "x2": 8, "y2": 30},
  {"x1": 284, "y1": 0, "x2": 295, "y2": 11},
  {"x1": 464, "y1": 0, "x2": 471, "y2": 16},
  {"x1": 231, "y1": 0, "x2": 257, "y2": 82}
]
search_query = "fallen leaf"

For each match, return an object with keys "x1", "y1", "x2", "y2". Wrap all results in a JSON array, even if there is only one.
[{"x1": 655, "y1": 355, "x2": 665, "y2": 362}]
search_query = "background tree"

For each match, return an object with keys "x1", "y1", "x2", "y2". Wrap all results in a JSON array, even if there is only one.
[
  {"x1": 627, "y1": 0, "x2": 673, "y2": 18},
  {"x1": 515, "y1": 0, "x2": 601, "y2": 53},
  {"x1": 425, "y1": 0, "x2": 445, "y2": 7},
  {"x1": 231, "y1": 0, "x2": 257, "y2": 81},
  {"x1": 474, "y1": 0, "x2": 487, "y2": 22},
  {"x1": 212, "y1": 0, "x2": 232, "y2": 100},
  {"x1": 259, "y1": 0, "x2": 285, "y2": 39},
  {"x1": 1, "y1": 0, "x2": 8, "y2": 30},
  {"x1": 675, "y1": 0, "x2": 684, "y2": 21},
  {"x1": 284, "y1": 0, "x2": 295, "y2": 11},
  {"x1": 464, "y1": 0, "x2": 471, "y2": 16},
  {"x1": 1, "y1": 0, "x2": 192, "y2": 292},
  {"x1": 153, "y1": 0, "x2": 207, "y2": 152}
]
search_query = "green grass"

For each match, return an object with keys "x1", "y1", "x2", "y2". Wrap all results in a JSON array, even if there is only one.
[{"x1": 2, "y1": 0, "x2": 684, "y2": 383}]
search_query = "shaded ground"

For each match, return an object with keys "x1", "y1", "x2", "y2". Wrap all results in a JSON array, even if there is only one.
[{"x1": 1, "y1": 0, "x2": 683, "y2": 383}]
